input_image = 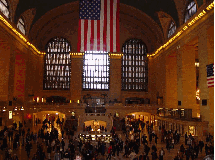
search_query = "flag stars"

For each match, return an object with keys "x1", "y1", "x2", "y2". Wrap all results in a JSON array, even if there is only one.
[{"x1": 79, "y1": 0, "x2": 101, "y2": 20}]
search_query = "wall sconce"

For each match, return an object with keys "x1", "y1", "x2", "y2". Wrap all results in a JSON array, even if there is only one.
[{"x1": 20, "y1": 106, "x2": 24, "y2": 111}]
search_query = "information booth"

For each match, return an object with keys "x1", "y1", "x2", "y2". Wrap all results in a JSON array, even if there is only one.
[{"x1": 79, "y1": 132, "x2": 112, "y2": 143}]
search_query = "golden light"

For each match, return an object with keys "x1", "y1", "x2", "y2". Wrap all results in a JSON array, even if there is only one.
[
  {"x1": 148, "y1": 1, "x2": 214, "y2": 57},
  {"x1": 196, "y1": 89, "x2": 200, "y2": 100},
  {"x1": 108, "y1": 53, "x2": 123, "y2": 56},
  {"x1": 9, "y1": 111, "x2": 12, "y2": 119},
  {"x1": 0, "y1": 15, "x2": 44, "y2": 55},
  {"x1": 2, "y1": 107, "x2": 6, "y2": 112},
  {"x1": 70, "y1": 52, "x2": 84, "y2": 56}
]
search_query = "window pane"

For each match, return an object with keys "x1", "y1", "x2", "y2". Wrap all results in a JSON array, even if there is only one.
[
  {"x1": 185, "y1": 1, "x2": 197, "y2": 23},
  {"x1": 83, "y1": 52, "x2": 109, "y2": 90},
  {"x1": 17, "y1": 17, "x2": 26, "y2": 35},
  {"x1": 0, "y1": 0, "x2": 9, "y2": 18},
  {"x1": 122, "y1": 39, "x2": 148, "y2": 91},
  {"x1": 168, "y1": 21, "x2": 176, "y2": 38},
  {"x1": 43, "y1": 37, "x2": 71, "y2": 90}
]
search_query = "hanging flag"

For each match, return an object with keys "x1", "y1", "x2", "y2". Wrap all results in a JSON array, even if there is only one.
[
  {"x1": 206, "y1": 63, "x2": 214, "y2": 88},
  {"x1": 78, "y1": 0, "x2": 120, "y2": 52}
]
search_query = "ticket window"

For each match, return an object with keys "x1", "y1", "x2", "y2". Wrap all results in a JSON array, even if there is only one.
[{"x1": 188, "y1": 126, "x2": 196, "y2": 136}]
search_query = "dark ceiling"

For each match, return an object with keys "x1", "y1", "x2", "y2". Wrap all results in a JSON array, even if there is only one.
[{"x1": 15, "y1": 0, "x2": 179, "y2": 30}]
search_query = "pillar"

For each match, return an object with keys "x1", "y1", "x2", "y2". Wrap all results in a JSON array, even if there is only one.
[
  {"x1": 181, "y1": 44, "x2": 197, "y2": 117},
  {"x1": 71, "y1": 54, "x2": 83, "y2": 102},
  {"x1": 198, "y1": 25, "x2": 214, "y2": 135},
  {"x1": 109, "y1": 54, "x2": 122, "y2": 101},
  {"x1": 207, "y1": 26, "x2": 214, "y2": 134},
  {"x1": 166, "y1": 51, "x2": 177, "y2": 108}
]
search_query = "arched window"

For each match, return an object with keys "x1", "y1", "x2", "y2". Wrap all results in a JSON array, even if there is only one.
[
  {"x1": 168, "y1": 21, "x2": 176, "y2": 38},
  {"x1": 0, "y1": 0, "x2": 9, "y2": 18},
  {"x1": 17, "y1": 17, "x2": 25, "y2": 35},
  {"x1": 43, "y1": 37, "x2": 71, "y2": 90},
  {"x1": 185, "y1": 0, "x2": 197, "y2": 23},
  {"x1": 83, "y1": 51, "x2": 110, "y2": 90},
  {"x1": 122, "y1": 39, "x2": 148, "y2": 91}
]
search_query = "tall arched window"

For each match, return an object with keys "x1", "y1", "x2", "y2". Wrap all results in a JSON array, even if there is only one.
[
  {"x1": 185, "y1": 0, "x2": 197, "y2": 23},
  {"x1": 43, "y1": 37, "x2": 71, "y2": 90},
  {"x1": 168, "y1": 21, "x2": 176, "y2": 38},
  {"x1": 0, "y1": 0, "x2": 9, "y2": 18},
  {"x1": 122, "y1": 39, "x2": 148, "y2": 91},
  {"x1": 17, "y1": 17, "x2": 25, "y2": 35},
  {"x1": 83, "y1": 51, "x2": 110, "y2": 90}
]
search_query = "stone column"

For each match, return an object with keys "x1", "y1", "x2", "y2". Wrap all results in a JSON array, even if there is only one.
[
  {"x1": 177, "y1": 46, "x2": 183, "y2": 108},
  {"x1": 181, "y1": 44, "x2": 197, "y2": 117},
  {"x1": 198, "y1": 25, "x2": 214, "y2": 135},
  {"x1": 0, "y1": 41, "x2": 12, "y2": 102},
  {"x1": 207, "y1": 26, "x2": 214, "y2": 135},
  {"x1": 109, "y1": 53, "x2": 122, "y2": 101},
  {"x1": 165, "y1": 51, "x2": 177, "y2": 109},
  {"x1": 71, "y1": 54, "x2": 83, "y2": 102}
]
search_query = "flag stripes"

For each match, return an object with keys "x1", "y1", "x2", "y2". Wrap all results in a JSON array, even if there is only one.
[{"x1": 78, "y1": 0, "x2": 120, "y2": 52}]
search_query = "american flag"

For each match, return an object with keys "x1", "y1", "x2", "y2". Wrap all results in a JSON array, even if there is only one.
[
  {"x1": 78, "y1": 0, "x2": 120, "y2": 52},
  {"x1": 207, "y1": 63, "x2": 214, "y2": 88}
]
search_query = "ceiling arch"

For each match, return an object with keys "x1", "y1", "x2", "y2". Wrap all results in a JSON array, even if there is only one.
[
  {"x1": 15, "y1": 0, "x2": 179, "y2": 29},
  {"x1": 29, "y1": 1, "x2": 164, "y2": 53}
]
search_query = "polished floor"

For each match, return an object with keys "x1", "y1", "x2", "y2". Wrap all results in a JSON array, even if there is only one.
[{"x1": 0, "y1": 123, "x2": 210, "y2": 160}]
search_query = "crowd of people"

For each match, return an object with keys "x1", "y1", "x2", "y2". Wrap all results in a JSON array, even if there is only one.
[{"x1": 0, "y1": 117, "x2": 213, "y2": 160}]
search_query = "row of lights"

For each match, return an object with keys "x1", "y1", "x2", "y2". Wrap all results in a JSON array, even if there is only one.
[
  {"x1": 2, "y1": 106, "x2": 24, "y2": 112},
  {"x1": 108, "y1": 53, "x2": 123, "y2": 57},
  {"x1": 148, "y1": 1, "x2": 214, "y2": 58},
  {"x1": 0, "y1": 15, "x2": 45, "y2": 55},
  {"x1": 70, "y1": 52, "x2": 85, "y2": 56},
  {"x1": 0, "y1": 14, "x2": 125, "y2": 57},
  {"x1": 70, "y1": 52, "x2": 123, "y2": 57},
  {"x1": 33, "y1": 97, "x2": 80, "y2": 104},
  {"x1": 1, "y1": 1, "x2": 212, "y2": 58}
]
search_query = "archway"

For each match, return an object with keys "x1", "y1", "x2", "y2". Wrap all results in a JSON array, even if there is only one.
[
  {"x1": 84, "y1": 120, "x2": 107, "y2": 132},
  {"x1": 33, "y1": 110, "x2": 66, "y2": 126},
  {"x1": 126, "y1": 112, "x2": 155, "y2": 123}
]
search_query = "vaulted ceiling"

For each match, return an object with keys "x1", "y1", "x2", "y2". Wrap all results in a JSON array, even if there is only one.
[{"x1": 15, "y1": 0, "x2": 179, "y2": 28}]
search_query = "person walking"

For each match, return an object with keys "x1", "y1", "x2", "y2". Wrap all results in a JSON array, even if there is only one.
[
  {"x1": 151, "y1": 150, "x2": 158, "y2": 160},
  {"x1": 107, "y1": 145, "x2": 112, "y2": 160},
  {"x1": 54, "y1": 150, "x2": 61, "y2": 160},
  {"x1": 25, "y1": 141, "x2": 32, "y2": 158},
  {"x1": 155, "y1": 135, "x2": 158, "y2": 145},
  {"x1": 185, "y1": 132, "x2": 188, "y2": 145},
  {"x1": 159, "y1": 147, "x2": 165, "y2": 160},
  {"x1": 47, "y1": 145, "x2": 52, "y2": 160}
]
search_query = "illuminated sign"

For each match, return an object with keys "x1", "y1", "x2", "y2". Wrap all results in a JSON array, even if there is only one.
[{"x1": 9, "y1": 111, "x2": 12, "y2": 119}]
